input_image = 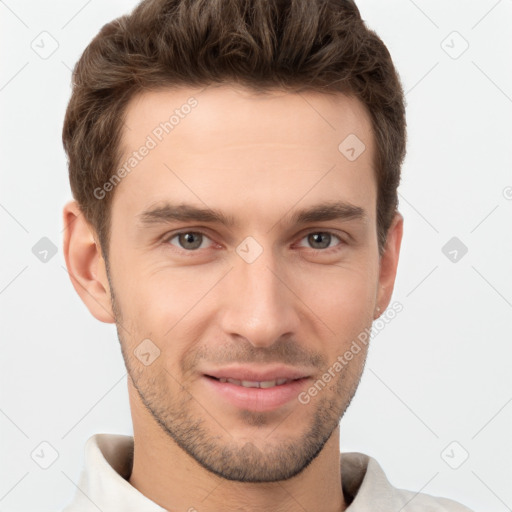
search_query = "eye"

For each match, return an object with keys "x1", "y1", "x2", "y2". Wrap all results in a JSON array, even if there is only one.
[
  {"x1": 297, "y1": 232, "x2": 344, "y2": 251},
  {"x1": 166, "y1": 231, "x2": 213, "y2": 251}
]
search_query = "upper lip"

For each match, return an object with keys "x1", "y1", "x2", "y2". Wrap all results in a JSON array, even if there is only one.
[{"x1": 203, "y1": 365, "x2": 311, "y2": 382}]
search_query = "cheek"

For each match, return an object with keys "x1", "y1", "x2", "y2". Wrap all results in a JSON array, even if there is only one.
[
  {"x1": 296, "y1": 260, "x2": 378, "y2": 327},
  {"x1": 113, "y1": 266, "x2": 220, "y2": 345},
  {"x1": 125, "y1": 276, "x2": 185, "y2": 328}
]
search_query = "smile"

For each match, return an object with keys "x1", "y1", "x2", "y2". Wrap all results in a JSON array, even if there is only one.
[{"x1": 213, "y1": 377, "x2": 295, "y2": 388}]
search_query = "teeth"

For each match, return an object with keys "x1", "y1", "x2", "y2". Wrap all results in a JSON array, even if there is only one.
[
  {"x1": 241, "y1": 380, "x2": 261, "y2": 388},
  {"x1": 218, "y1": 377, "x2": 291, "y2": 388}
]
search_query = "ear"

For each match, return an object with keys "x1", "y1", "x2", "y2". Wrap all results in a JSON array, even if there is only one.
[
  {"x1": 375, "y1": 212, "x2": 403, "y2": 318},
  {"x1": 62, "y1": 200, "x2": 115, "y2": 323}
]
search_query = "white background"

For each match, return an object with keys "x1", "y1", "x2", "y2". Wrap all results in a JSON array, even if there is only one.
[{"x1": 1, "y1": 1, "x2": 511, "y2": 511}]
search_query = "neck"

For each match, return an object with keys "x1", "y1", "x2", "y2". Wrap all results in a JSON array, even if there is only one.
[{"x1": 128, "y1": 384, "x2": 346, "y2": 512}]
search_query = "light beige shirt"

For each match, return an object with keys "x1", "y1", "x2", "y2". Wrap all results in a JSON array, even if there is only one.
[{"x1": 61, "y1": 434, "x2": 474, "y2": 511}]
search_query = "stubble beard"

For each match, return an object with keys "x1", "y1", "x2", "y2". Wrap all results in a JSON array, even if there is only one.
[{"x1": 108, "y1": 273, "x2": 365, "y2": 483}]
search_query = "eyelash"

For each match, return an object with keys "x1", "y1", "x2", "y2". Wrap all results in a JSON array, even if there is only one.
[{"x1": 162, "y1": 230, "x2": 347, "y2": 255}]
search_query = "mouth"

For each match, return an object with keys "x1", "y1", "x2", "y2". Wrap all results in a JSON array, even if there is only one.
[
  {"x1": 201, "y1": 367, "x2": 311, "y2": 412},
  {"x1": 205, "y1": 375, "x2": 303, "y2": 389}
]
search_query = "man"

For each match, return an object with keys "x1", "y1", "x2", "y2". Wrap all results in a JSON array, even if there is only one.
[{"x1": 61, "y1": 0, "x2": 474, "y2": 510}]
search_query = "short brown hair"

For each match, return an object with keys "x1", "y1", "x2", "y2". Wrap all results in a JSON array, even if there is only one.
[{"x1": 63, "y1": 0, "x2": 406, "y2": 258}]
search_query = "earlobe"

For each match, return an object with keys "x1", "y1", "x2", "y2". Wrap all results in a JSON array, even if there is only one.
[
  {"x1": 375, "y1": 212, "x2": 404, "y2": 317},
  {"x1": 62, "y1": 200, "x2": 115, "y2": 324}
]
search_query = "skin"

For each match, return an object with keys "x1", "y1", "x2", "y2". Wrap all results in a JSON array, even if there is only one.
[{"x1": 63, "y1": 84, "x2": 403, "y2": 512}]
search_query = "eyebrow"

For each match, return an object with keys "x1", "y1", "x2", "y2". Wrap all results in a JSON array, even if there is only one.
[{"x1": 137, "y1": 200, "x2": 367, "y2": 228}]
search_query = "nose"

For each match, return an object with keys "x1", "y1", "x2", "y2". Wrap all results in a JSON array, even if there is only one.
[{"x1": 218, "y1": 245, "x2": 301, "y2": 348}]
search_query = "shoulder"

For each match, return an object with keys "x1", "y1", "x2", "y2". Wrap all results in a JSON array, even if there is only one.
[
  {"x1": 340, "y1": 452, "x2": 475, "y2": 511},
  {"x1": 390, "y1": 486, "x2": 475, "y2": 511}
]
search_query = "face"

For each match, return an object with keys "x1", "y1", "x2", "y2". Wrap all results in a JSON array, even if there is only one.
[{"x1": 102, "y1": 84, "x2": 390, "y2": 482}]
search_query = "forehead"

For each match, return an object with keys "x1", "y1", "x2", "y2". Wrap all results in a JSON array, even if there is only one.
[
  {"x1": 122, "y1": 84, "x2": 374, "y2": 153},
  {"x1": 113, "y1": 84, "x2": 376, "y2": 226}
]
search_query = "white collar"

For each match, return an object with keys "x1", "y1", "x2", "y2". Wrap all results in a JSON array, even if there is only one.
[{"x1": 61, "y1": 433, "x2": 472, "y2": 511}]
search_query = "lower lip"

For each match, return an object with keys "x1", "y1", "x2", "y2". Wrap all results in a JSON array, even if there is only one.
[{"x1": 203, "y1": 376, "x2": 309, "y2": 412}]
